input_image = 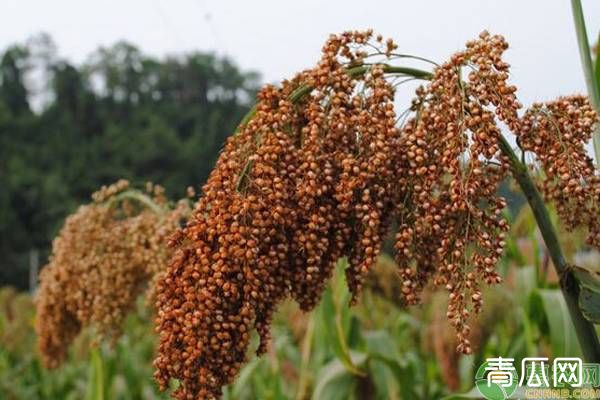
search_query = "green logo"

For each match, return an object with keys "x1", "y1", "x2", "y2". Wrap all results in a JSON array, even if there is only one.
[{"x1": 475, "y1": 359, "x2": 519, "y2": 400}]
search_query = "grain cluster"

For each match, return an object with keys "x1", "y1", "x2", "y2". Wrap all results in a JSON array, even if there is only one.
[
  {"x1": 34, "y1": 29, "x2": 599, "y2": 400},
  {"x1": 36, "y1": 180, "x2": 190, "y2": 367},
  {"x1": 153, "y1": 31, "x2": 595, "y2": 399}
]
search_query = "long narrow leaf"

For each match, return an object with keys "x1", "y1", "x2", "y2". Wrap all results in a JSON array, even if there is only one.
[
  {"x1": 85, "y1": 347, "x2": 104, "y2": 400},
  {"x1": 571, "y1": 0, "x2": 600, "y2": 162},
  {"x1": 536, "y1": 289, "x2": 582, "y2": 357},
  {"x1": 595, "y1": 32, "x2": 600, "y2": 95}
]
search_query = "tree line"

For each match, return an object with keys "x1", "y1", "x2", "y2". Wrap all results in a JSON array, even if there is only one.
[{"x1": 0, "y1": 34, "x2": 259, "y2": 289}]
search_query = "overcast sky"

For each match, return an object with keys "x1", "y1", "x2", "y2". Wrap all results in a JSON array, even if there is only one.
[{"x1": 2, "y1": 0, "x2": 599, "y2": 107}]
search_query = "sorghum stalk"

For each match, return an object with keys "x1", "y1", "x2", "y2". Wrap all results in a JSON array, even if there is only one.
[
  {"x1": 498, "y1": 135, "x2": 600, "y2": 363},
  {"x1": 107, "y1": 189, "x2": 166, "y2": 215}
]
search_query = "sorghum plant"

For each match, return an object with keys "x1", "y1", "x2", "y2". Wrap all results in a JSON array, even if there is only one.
[
  {"x1": 153, "y1": 30, "x2": 600, "y2": 399},
  {"x1": 35, "y1": 180, "x2": 190, "y2": 368}
]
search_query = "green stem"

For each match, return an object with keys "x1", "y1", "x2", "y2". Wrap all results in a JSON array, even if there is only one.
[
  {"x1": 86, "y1": 346, "x2": 105, "y2": 400},
  {"x1": 498, "y1": 135, "x2": 600, "y2": 362},
  {"x1": 571, "y1": 0, "x2": 600, "y2": 163},
  {"x1": 295, "y1": 313, "x2": 315, "y2": 400},
  {"x1": 105, "y1": 189, "x2": 165, "y2": 215},
  {"x1": 236, "y1": 64, "x2": 432, "y2": 132}
]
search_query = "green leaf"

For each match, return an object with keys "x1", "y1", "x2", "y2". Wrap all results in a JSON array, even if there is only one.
[
  {"x1": 363, "y1": 330, "x2": 419, "y2": 398},
  {"x1": 311, "y1": 353, "x2": 366, "y2": 400},
  {"x1": 321, "y1": 288, "x2": 363, "y2": 375},
  {"x1": 572, "y1": 264, "x2": 600, "y2": 323},
  {"x1": 319, "y1": 260, "x2": 365, "y2": 376},
  {"x1": 365, "y1": 331, "x2": 401, "y2": 399},
  {"x1": 573, "y1": 264, "x2": 600, "y2": 292},
  {"x1": 579, "y1": 286, "x2": 600, "y2": 323},
  {"x1": 533, "y1": 289, "x2": 581, "y2": 357},
  {"x1": 364, "y1": 330, "x2": 398, "y2": 359},
  {"x1": 595, "y1": 32, "x2": 600, "y2": 99},
  {"x1": 85, "y1": 347, "x2": 104, "y2": 400},
  {"x1": 368, "y1": 359, "x2": 399, "y2": 400}
]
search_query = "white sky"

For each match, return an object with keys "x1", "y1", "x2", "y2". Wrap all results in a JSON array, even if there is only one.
[{"x1": 1, "y1": 0, "x2": 599, "y2": 108}]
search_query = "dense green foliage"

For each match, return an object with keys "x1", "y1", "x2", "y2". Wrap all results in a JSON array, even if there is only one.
[{"x1": 0, "y1": 35, "x2": 259, "y2": 288}]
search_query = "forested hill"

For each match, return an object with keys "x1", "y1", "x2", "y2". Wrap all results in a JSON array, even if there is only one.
[{"x1": 0, "y1": 34, "x2": 259, "y2": 289}]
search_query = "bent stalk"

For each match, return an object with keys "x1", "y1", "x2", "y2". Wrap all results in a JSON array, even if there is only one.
[
  {"x1": 106, "y1": 189, "x2": 165, "y2": 215},
  {"x1": 498, "y1": 135, "x2": 600, "y2": 362},
  {"x1": 236, "y1": 64, "x2": 433, "y2": 131}
]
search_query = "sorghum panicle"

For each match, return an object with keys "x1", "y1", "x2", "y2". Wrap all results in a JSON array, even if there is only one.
[
  {"x1": 395, "y1": 32, "x2": 515, "y2": 353},
  {"x1": 35, "y1": 180, "x2": 189, "y2": 368},
  {"x1": 152, "y1": 30, "x2": 598, "y2": 399},
  {"x1": 518, "y1": 96, "x2": 600, "y2": 247},
  {"x1": 154, "y1": 31, "x2": 403, "y2": 399}
]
